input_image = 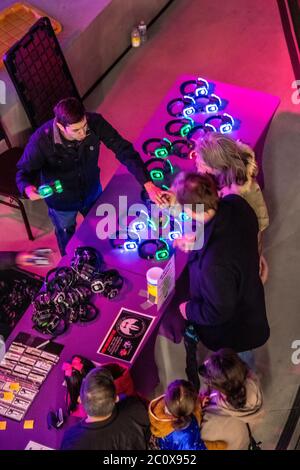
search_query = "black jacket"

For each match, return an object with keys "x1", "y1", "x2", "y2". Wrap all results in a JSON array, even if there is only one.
[
  {"x1": 16, "y1": 113, "x2": 151, "y2": 211},
  {"x1": 186, "y1": 195, "x2": 270, "y2": 352},
  {"x1": 60, "y1": 396, "x2": 150, "y2": 450}
]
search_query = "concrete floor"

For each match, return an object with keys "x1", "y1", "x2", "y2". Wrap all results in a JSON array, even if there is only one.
[{"x1": 0, "y1": 0, "x2": 299, "y2": 449}]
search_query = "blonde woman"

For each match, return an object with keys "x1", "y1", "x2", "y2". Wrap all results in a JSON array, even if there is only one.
[
  {"x1": 194, "y1": 133, "x2": 269, "y2": 283},
  {"x1": 162, "y1": 133, "x2": 269, "y2": 283}
]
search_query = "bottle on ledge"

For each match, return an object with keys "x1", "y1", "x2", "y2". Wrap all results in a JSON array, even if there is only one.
[
  {"x1": 131, "y1": 27, "x2": 141, "y2": 48},
  {"x1": 138, "y1": 20, "x2": 147, "y2": 44}
]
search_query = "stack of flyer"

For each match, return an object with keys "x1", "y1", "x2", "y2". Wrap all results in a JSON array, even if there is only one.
[{"x1": 0, "y1": 332, "x2": 63, "y2": 421}]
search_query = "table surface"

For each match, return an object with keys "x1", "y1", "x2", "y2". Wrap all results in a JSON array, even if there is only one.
[{"x1": 0, "y1": 75, "x2": 280, "y2": 450}]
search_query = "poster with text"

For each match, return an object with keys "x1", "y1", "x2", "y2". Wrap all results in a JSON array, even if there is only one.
[{"x1": 97, "y1": 308, "x2": 155, "y2": 363}]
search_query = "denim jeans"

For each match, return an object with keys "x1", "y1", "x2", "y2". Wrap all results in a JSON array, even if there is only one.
[
  {"x1": 48, "y1": 188, "x2": 102, "y2": 256},
  {"x1": 238, "y1": 350, "x2": 256, "y2": 371}
]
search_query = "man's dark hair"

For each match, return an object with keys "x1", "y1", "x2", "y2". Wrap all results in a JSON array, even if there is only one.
[
  {"x1": 173, "y1": 171, "x2": 219, "y2": 212},
  {"x1": 54, "y1": 97, "x2": 85, "y2": 127},
  {"x1": 80, "y1": 367, "x2": 116, "y2": 417}
]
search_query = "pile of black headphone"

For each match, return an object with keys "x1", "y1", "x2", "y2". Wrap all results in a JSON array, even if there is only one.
[
  {"x1": 0, "y1": 277, "x2": 41, "y2": 333},
  {"x1": 31, "y1": 246, "x2": 124, "y2": 337}
]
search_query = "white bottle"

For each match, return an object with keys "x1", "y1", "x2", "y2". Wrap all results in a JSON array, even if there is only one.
[{"x1": 138, "y1": 20, "x2": 147, "y2": 44}]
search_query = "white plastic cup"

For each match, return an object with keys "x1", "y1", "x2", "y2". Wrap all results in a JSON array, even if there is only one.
[{"x1": 146, "y1": 267, "x2": 163, "y2": 304}]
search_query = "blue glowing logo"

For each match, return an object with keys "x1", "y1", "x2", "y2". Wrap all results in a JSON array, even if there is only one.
[
  {"x1": 206, "y1": 104, "x2": 218, "y2": 113},
  {"x1": 124, "y1": 241, "x2": 138, "y2": 251},
  {"x1": 183, "y1": 106, "x2": 196, "y2": 117},
  {"x1": 168, "y1": 231, "x2": 181, "y2": 241},
  {"x1": 133, "y1": 221, "x2": 146, "y2": 232}
]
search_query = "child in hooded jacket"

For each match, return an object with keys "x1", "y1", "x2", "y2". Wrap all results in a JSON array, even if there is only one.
[{"x1": 148, "y1": 379, "x2": 226, "y2": 450}]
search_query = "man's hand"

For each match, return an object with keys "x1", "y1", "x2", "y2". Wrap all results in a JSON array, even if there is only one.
[
  {"x1": 173, "y1": 234, "x2": 196, "y2": 253},
  {"x1": 259, "y1": 254, "x2": 269, "y2": 285},
  {"x1": 179, "y1": 302, "x2": 188, "y2": 320},
  {"x1": 159, "y1": 190, "x2": 177, "y2": 208},
  {"x1": 24, "y1": 185, "x2": 42, "y2": 201},
  {"x1": 144, "y1": 182, "x2": 166, "y2": 206}
]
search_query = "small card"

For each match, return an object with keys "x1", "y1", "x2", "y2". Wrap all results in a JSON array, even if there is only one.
[
  {"x1": 0, "y1": 421, "x2": 7, "y2": 430},
  {"x1": 25, "y1": 440, "x2": 53, "y2": 450},
  {"x1": 23, "y1": 420, "x2": 34, "y2": 429}
]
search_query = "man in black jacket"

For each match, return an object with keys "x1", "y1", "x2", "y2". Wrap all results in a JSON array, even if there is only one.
[
  {"x1": 61, "y1": 367, "x2": 150, "y2": 450},
  {"x1": 172, "y1": 172, "x2": 270, "y2": 386},
  {"x1": 16, "y1": 98, "x2": 163, "y2": 255}
]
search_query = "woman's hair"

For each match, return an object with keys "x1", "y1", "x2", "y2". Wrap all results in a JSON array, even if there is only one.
[
  {"x1": 173, "y1": 171, "x2": 219, "y2": 212},
  {"x1": 64, "y1": 355, "x2": 95, "y2": 413},
  {"x1": 195, "y1": 133, "x2": 257, "y2": 189},
  {"x1": 198, "y1": 348, "x2": 249, "y2": 409},
  {"x1": 165, "y1": 380, "x2": 198, "y2": 430}
]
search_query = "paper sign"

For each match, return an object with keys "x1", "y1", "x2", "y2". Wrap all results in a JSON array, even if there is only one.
[
  {"x1": 98, "y1": 308, "x2": 155, "y2": 363},
  {"x1": 157, "y1": 254, "x2": 175, "y2": 311}
]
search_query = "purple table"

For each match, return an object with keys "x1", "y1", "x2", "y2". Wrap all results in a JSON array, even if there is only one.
[
  {"x1": 1, "y1": 263, "x2": 160, "y2": 450},
  {"x1": 0, "y1": 75, "x2": 279, "y2": 450}
]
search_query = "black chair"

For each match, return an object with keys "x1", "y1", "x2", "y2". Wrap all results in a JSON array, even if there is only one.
[{"x1": 0, "y1": 120, "x2": 34, "y2": 240}]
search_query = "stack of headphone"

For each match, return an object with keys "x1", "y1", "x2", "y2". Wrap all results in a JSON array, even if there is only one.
[
  {"x1": 0, "y1": 277, "x2": 41, "y2": 331},
  {"x1": 32, "y1": 247, "x2": 124, "y2": 337},
  {"x1": 165, "y1": 76, "x2": 236, "y2": 143}
]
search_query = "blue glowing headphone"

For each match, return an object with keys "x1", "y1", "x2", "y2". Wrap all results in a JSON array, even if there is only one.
[
  {"x1": 109, "y1": 230, "x2": 140, "y2": 252},
  {"x1": 204, "y1": 113, "x2": 235, "y2": 134},
  {"x1": 179, "y1": 77, "x2": 210, "y2": 97},
  {"x1": 167, "y1": 93, "x2": 222, "y2": 119}
]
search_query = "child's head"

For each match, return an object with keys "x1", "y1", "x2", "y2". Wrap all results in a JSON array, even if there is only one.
[
  {"x1": 80, "y1": 367, "x2": 117, "y2": 418},
  {"x1": 195, "y1": 133, "x2": 254, "y2": 189},
  {"x1": 63, "y1": 355, "x2": 95, "y2": 413},
  {"x1": 165, "y1": 380, "x2": 198, "y2": 430},
  {"x1": 198, "y1": 348, "x2": 249, "y2": 409}
]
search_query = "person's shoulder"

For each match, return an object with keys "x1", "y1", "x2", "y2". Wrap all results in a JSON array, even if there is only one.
[
  {"x1": 221, "y1": 193, "x2": 256, "y2": 217},
  {"x1": 60, "y1": 420, "x2": 85, "y2": 449},
  {"x1": 30, "y1": 119, "x2": 54, "y2": 144},
  {"x1": 86, "y1": 112, "x2": 104, "y2": 125},
  {"x1": 118, "y1": 396, "x2": 149, "y2": 421},
  {"x1": 119, "y1": 395, "x2": 147, "y2": 411}
]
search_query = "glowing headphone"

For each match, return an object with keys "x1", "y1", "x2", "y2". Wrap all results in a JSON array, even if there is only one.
[
  {"x1": 167, "y1": 94, "x2": 222, "y2": 119},
  {"x1": 109, "y1": 230, "x2": 141, "y2": 252},
  {"x1": 179, "y1": 77, "x2": 210, "y2": 97},
  {"x1": 138, "y1": 238, "x2": 170, "y2": 261},
  {"x1": 165, "y1": 118, "x2": 195, "y2": 138},
  {"x1": 144, "y1": 157, "x2": 174, "y2": 187},
  {"x1": 204, "y1": 113, "x2": 235, "y2": 134}
]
